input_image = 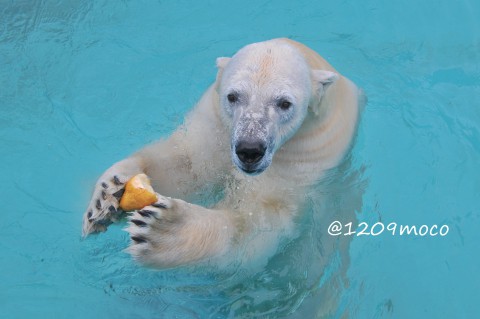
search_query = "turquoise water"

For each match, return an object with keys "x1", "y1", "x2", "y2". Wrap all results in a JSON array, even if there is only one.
[{"x1": 1, "y1": 0, "x2": 479, "y2": 318}]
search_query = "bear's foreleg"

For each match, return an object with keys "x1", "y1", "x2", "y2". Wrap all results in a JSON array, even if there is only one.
[{"x1": 125, "y1": 188, "x2": 299, "y2": 269}]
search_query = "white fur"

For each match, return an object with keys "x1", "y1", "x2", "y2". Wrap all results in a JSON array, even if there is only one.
[{"x1": 82, "y1": 38, "x2": 362, "y2": 269}]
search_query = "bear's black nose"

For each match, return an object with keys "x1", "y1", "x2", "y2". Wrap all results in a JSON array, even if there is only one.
[{"x1": 235, "y1": 141, "x2": 266, "y2": 164}]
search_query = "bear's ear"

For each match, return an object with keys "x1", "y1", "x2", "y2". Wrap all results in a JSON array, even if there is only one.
[
  {"x1": 216, "y1": 57, "x2": 231, "y2": 69},
  {"x1": 309, "y1": 70, "x2": 339, "y2": 116},
  {"x1": 312, "y1": 70, "x2": 338, "y2": 86},
  {"x1": 215, "y1": 57, "x2": 231, "y2": 93}
]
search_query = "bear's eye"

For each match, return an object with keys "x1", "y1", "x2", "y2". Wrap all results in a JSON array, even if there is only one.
[
  {"x1": 227, "y1": 93, "x2": 238, "y2": 103},
  {"x1": 277, "y1": 99, "x2": 292, "y2": 110}
]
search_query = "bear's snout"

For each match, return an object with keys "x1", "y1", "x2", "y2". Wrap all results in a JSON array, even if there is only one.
[{"x1": 235, "y1": 140, "x2": 266, "y2": 165}]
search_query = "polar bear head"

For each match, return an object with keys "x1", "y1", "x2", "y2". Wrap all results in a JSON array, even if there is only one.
[{"x1": 216, "y1": 40, "x2": 338, "y2": 175}]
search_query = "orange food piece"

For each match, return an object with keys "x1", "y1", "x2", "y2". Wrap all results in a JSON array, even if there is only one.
[{"x1": 119, "y1": 174, "x2": 157, "y2": 211}]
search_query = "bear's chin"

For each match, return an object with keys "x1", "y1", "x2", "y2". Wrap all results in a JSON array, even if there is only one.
[
  {"x1": 233, "y1": 159, "x2": 270, "y2": 176},
  {"x1": 238, "y1": 166, "x2": 265, "y2": 176},
  {"x1": 232, "y1": 151, "x2": 274, "y2": 176}
]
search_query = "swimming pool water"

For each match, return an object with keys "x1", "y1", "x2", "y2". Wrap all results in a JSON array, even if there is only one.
[{"x1": 1, "y1": 0, "x2": 479, "y2": 318}]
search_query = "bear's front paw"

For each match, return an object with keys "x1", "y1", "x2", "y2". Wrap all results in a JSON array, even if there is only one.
[
  {"x1": 82, "y1": 172, "x2": 130, "y2": 236},
  {"x1": 125, "y1": 196, "x2": 201, "y2": 268}
]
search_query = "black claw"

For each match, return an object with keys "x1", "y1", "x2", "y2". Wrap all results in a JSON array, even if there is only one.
[
  {"x1": 131, "y1": 236, "x2": 147, "y2": 244},
  {"x1": 140, "y1": 209, "x2": 158, "y2": 217},
  {"x1": 108, "y1": 205, "x2": 117, "y2": 214},
  {"x1": 113, "y1": 176, "x2": 123, "y2": 185},
  {"x1": 131, "y1": 219, "x2": 147, "y2": 227},
  {"x1": 96, "y1": 199, "x2": 101, "y2": 210},
  {"x1": 97, "y1": 219, "x2": 112, "y2": 226},
  {"x1": 138, "y1": 210, "x2": 153, "y2": 218},
  {"x1": 87, "y1": 211, "x2": 93, "y2": 221},
  {"x1": 101, "y1": 182, "x2": 108, "y2": 189},
  {"x1": 113, "y1": 189, "x2": 125, "y2": 200},
  {"x1": 101, "y1": 190, "x2": 107, "y2": 200},
  {"x1": 152, "y1": 202, "x2": 167, "y2": 209}
]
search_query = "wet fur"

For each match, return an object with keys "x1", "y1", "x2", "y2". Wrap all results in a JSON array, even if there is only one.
[{"x1": 82, "y1": 38, "x2": 362, "y2": 269}]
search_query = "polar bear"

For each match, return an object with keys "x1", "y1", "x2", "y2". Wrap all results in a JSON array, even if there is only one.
[{"x1": 82, "y1": 38, "x2": 361, "y2": 269}]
